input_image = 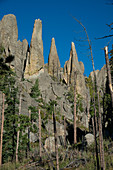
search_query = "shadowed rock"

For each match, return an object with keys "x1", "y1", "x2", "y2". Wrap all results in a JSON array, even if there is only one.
[{"x1": 48, "y1": 37, "x2": 60, "y2": 78}]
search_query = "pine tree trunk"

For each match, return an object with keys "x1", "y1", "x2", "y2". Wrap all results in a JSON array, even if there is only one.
[
  {"x1": 0, "y1": 93, "x2": 5, "y2": 166},
  {"x1": 16, "y1": 92, "x2": 22, "y2": 162},
  {"x1": 53, "y1": 105, "x2": 59, "y2": 170},
  {"x1": 104, "y1": 46, "x2": 113, "y2": 108},
  {"x1": 97, "y1": 90, "x2": 105, "y2": 170},
  {"x1": 28, "y1": 109, "x2": 31, "y2": 156},
  {"x1": 74, "y1": 71, "x2": 77, "y2": 144},
  {"x1": 39, "y1": 109, "x2": 42, "y2": 158},
  {"x1": 64, "y1": 115, "x2": 66, "y2": 148},
  {"x1": 93, "y1": 109, "x2": 100, "y2": 170}
]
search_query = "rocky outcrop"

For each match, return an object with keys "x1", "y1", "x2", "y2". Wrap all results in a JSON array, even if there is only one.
[
  {"x1": 24, "y1": 19, "x2": 44, "y2": 78},
  {"x1": 27, "y1": 68, "x2": 73, "y2": 121},
  {"x1": 79, "y1": 61, "x2": 85, "y2": 74},
  {"x1": 90, "y1": 65, "x2": 107, "y2": 92},
  {"x1": 63, "y1": 42, "x2": 87, "y2": 98},
  {"x1": 0, "y1": 14, "x2": 29, "y2": 80},
  {"x1": 0, "y1": 14, "x2": 18, "y2": 54},
  {"x1": 1, "y1": 14, "x2": 108, "y2": 146},
  {"x1": 96, "y1": 65, "x2": 107, "y2": 91},
  {"x1": 48, "y1": 38, "x2": 61, "y2": 78}
]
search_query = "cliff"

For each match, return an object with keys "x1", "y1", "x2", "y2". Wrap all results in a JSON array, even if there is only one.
[{"x1": 0, "y1": 14, "x2": 107, "y2": 148}]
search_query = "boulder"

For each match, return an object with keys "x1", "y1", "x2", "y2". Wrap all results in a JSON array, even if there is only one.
[{"x1": 85, "y1": 133, "x2": 94, "y2": 146}]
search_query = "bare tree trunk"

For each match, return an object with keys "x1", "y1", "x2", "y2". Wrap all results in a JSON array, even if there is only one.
[
  {"x1": 16, "y1": 92, "x2": 22, "y2": 162},
  {"x1": 104, "y1": 46, "x2": 113, "y2": 107},
  {"x1": 74, "y1": 71, "x2": 77, "y2": 144},
  {"x1": 0, "y1": 93, "x2": 5, "y2": 166},
  {"x1": 64, "y1": 115, "x2": 66, "y2": 148},
  {"x1": 39, "y1": 109, "x2": 42, "y2": 158},
  {"x1": 93, "y1": 109, "x2": 100, "y2": 170},
  {"x1": 92, "y1": 117, "x2": 95, "y2": 138},
  {"x1": 72, "y1": 16, "x2": 100, "y2": 169},
  {"x1": 28, "y1": 109, "x2": 31, "y2": 156},
  {"x1": 97, "y1": 90, "x2": 105, "y2": 170},
  {"x1": 53, "y1": 105, "x2": 59, "y2": 170}
]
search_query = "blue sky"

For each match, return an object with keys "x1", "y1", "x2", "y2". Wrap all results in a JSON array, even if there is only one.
[{"x1": 0, "y1": 0, "x2": 113, "y2": 76}]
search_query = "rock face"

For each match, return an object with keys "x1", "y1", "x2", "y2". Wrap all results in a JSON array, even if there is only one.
[
  {"x1": 45, "y1": 119, "x2": 67, "y2": 152},
  {"x1": 28, "y1": 69, "x2": 73, "y2": 121},
  {"x1": 0, "y1": 14, "x2": 18, "y2": 53},
  {"x1": 48, "y1": 38, "x2": 61, "y2": 78},
  {"x1": 63, "y1": 42, "x2": 88, "y2": 98},
  {"x1": 0, "y1": 14, "x2": 108, "y2": 146},
  {"x1": 90, "y1": 65, "x2": 107, "y2": 92},
  {"x1": 0, "y1": 14, "x2": 29, "y2": 80},
  {"x1": 24, "y1": 19, "x2": 44, "y2": 78}
]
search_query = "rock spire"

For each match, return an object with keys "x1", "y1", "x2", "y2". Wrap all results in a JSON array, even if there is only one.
[
  {"x1": 48, "y1": 37, "x2": 61, "y2": 77},
  {"x1": 24, "y1": 19, "x2": 44, "y2": 78}
]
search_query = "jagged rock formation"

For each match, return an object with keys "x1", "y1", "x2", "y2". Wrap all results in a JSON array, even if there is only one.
[
  {"x1": 48, "y1": 38, "x2": 61, "y2": 78},
  {"x1": 63, "y1": 42, "x2": 87, "y2": 98},
  {"x1": 90, "y1": 65, "x2": 107, "y2": 91},
  {"x1": 0, "y1": 14, "x2": 18, "y2": 52},
  {"x1": 0, "y1": 14, "x2": 29, "y2": 80},
  {"x1": 0, "y1": 14, "x2": 108, "y2": 147},
  {"x1": 24, "y1": 19, "x2": 44, "y2": 78}
]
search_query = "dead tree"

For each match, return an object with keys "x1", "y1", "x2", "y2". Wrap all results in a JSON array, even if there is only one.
[
  {"x1": 53, "y1": 105, "x2": 59, "y2": 170},
  {"x1": 97, "y1": 90, "x2": 105, "y2": 170},
  {"x1": 16, "y1": 92, "x2": 22, "y2": 162},
  {"x1": 39, "y1": 109, "x2": 42, "y2": 158},
  {"x1": 64, "y1": 115, "x2": 66, "y2": 148},
  {"x1": 0, "y1": 93, "x2": 5, "y2": 166},
  {"x1": 72, "y1": 16, "x2": 103, "y2": 170},
  {"x1": 74, "y1": 71, "x2": 77, "y2": 144},
  {"x1": 28, "y1": 109, "x2": 31, "y2": 156},
  {"x1": 104, "y1": 46, "x2": 113, "y2": 107}
]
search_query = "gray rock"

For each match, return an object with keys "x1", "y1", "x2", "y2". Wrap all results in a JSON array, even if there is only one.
[
  {"x1": 48, "y1": 38, "x2": 61, "y2": 78},
  {"x1": 24, "y1": 19, "x2": 44, "y2": 78},
  {"x1": 0, "y1": 14, "x2": 29, "y2": 80},
  {"x1": 0, "y1": 14, "x2": 18, "y2": 55},
  {"x1": 85, "y1": 133, "x2": 94, "y2": 146},
  {"x1": 45, "y1": 119, "x2": 67, "y2": 136}
]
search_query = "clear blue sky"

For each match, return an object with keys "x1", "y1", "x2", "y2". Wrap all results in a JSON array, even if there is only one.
[{"x1": 0, "y1": 0, "x2": 113, "y2": 76}]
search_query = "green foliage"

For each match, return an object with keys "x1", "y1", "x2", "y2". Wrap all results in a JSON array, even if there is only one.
[
  {"x1": 29, "y1": 79, "x2": 42, "y2": 134},
  {"x1": 2, "y1": 75, "x2": 19, "y2": 162},
  {"x1": 85, "y1": 75, "x2": 94, "y2": 98},
  {"x1": 0, "y1": 48, "x2": 31, "y2": 163},
  {"x1": 85, "y1": 75, "x2": 99, "y2": 117},
  {"x1": 0, "y1": 49, "x2": 19, "y2": 162},
  {"x1": 46, "y1": 100, "x2": 57, "y2": 115},
  {"x1": 30, "y1": 79, "x2": 41, "y2": 101},
  {"x1": 66, "y1": 85, "x2": 84, "y2": 115}
]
